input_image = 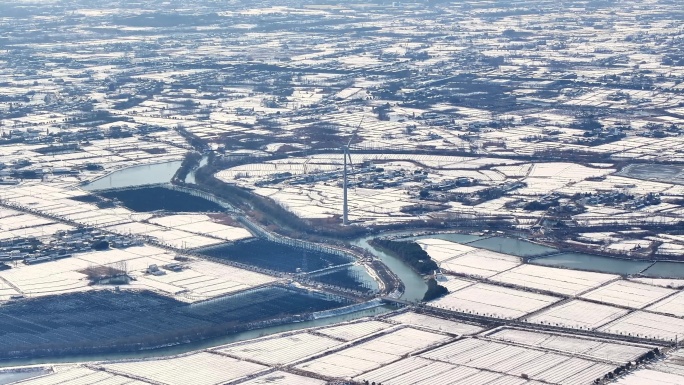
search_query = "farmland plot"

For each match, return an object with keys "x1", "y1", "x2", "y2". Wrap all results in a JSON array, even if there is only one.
[
  {"x1": 417, "y1": 238, "x2": 477, "y2": 263},
  {"x1": 429, "y1": 283, "x2": 560, "y2": 319},
  {"x1": 239, "y1": 371, "x2": 326, "y2": 385},
  {"x1": 580, "y1": 280, "x2": 676, "y2": 309},
  {"x1": 294, "y1": 328, "x2": 450, "y2": 378},
  {"x1": 440, "y1": 250, "x2": 521, "y2": 278},
  {"x1": 597, "y1": 311, "x2": 684, "y2": 341},
  {"x1": 526, "y1": 300, "x2": 629, "y2": 329},
  {"x1": 614, "y1": 369, "x2": 684, "y2": 385},
  {"x1": 490, "y1": 264, "x2": 617, "y2": 296},
  {"x1": 314, "y1": 320, "x2": 393, "y2": 341},
  {"x1": 387, "y1": 312, "x2": 484, "y2": 335},
  {"x1": 487, "y1": 328, "x2": 652, "y2": 363},
  {"x1": 216, "y1": 332, "x2": 341, "y2": 365},
  {"x1": 103, "y1": 352, "x2": 267, "y2": 385},
  {"x1": 646, "y1": 291, "x2": 684, "y2": 317},
  {"x1": 421, "y1": 338, "x2": 617, "y2": 385},
  {"x1": 2, "y1": 367, "x2": 153, "y2": 385}
]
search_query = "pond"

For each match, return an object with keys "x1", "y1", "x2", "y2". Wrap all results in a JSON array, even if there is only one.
[
  {"x1": 99, "y1": 186, "x2": 224, "y2": 212},
  {"x1": 83, "y1": 160, "x2": 182, "y2": 191},
  {"x1": 200, "y1": 239, "x2": 353, "y2": 273}
]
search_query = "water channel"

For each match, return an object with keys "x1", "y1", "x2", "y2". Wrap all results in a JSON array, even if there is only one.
[
  {"x1": 82, "y1": 156, "x2": 208, "y2": 191},
  {"x1": 82, "y1": 160, "x2": 183, "y2": 190}
]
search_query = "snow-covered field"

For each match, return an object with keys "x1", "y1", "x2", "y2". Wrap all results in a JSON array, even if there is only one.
[
  {"x1": 429, "y1": 283, "x2": 560, "y2": 319},
  {"x1": 314, "y1": 320, "x2": 393, "y2": 341},
  {"x1": 0, "y1": 183, "x2": 254, "y2": 250},
  {"x1": 486, "y1": 328, "x2": 652, "y2": 364},
  {"x1": 294, "y1": 327, "x2": 451, "y2": 378},
  {"x1": 580, "y1": 280, "x2": 676, "y2": 309},
  {"x1": 0, "y1": 245, "x2": 276, "y2": 303},
  {"x1": 597, "y1": 311, "x2": 684, "y2": 341},
  {"x1": 217, "y1": 332, "x2": 342, "y2": 365},
  {"x1": 421, "y1": 338, "x2": 616, "y2": 385},
  {"x1": 356, "y1": 356, "x2": 536, "y2": 385},
  {"x1": 526, "y1": 300, "x2": 629, "y2": 330},
  {"x1": 615, "y1": 369, "x2": 684, "y2": 385},
  {"x1": 103, "y1": 352, "x2": 268, "y2": 385},
  {"x1": 646, "y1": 291, "x2": 684, "y2": 317},
  {"x1": 490, "y1": 264, "x2": 617, "y2": 296},
  {"x1": 387, "y1": 311, "x2": 483, "y2": 335},
  {"x1": 440, "y1": 249, "x2": 522, "y2": 278}
]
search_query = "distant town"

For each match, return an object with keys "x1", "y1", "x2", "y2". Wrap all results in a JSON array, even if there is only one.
[{"x1": 0, "y1": 1, "x2": 683, "y2": 384}]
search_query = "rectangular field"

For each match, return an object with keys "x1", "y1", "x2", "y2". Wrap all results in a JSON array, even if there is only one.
[
  {"x1": 580, "y1": 280, "x2": 676, "y2": 309},
  {"x1": 417, "y1": 238, "x2": 477, "y2": 262},
  {"x1": 421, "y1": 338, "x2": 615, "y2": 385},
  {"x1": 294, "y1": 328, "x2": 451, "y2": 378},
  {"x1": 0, "y1": 367, "x2": 153, "y2": 385},
  {"x1": 103, "y1": 352, "x2": 268, "y2": 385},
  {"x1": 614, "y1": 369, "x2": 684, "y2": 385},
  {"x1": 387, "y1": 312, "x2": 484, "y2": 335},
  {"x1": 429, "y1": 283, "x2": 560, "y2": 319},
  {"x1": 597, "y1": 311, "x2": 684, "y2": 341},
  {"x1": 239, "y1": 371, "x2": 326, "y2": 385},
  {"x1": 314, "y1": 320, "x2": 393, "y2": 341},
  {"x1": 490, "y1": 264, "x2": 617, "y2": 296},
  {"x1": 216, "y1": 332, "x2": 341, "y2": 365},
  {"x1": 486, "y1": 328, "x2": 653, "y2": 364},
  {"x1": 440, "y1": 250, "x2": 521, "y2": 278},
  {"x1": 526, "y1": 299, "x2": 629, "y2": 329},
  {"x1": 646, "y1": 291, "x2": 684, "y2": 317}
]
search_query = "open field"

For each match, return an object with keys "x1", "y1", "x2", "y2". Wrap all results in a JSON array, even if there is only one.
[
  {"x1": 440, "y1": 249, "x2": 522, "y2": 278},
  {"x1": 0, "y1": 245, "x2": 275, "y2": 302},
  {"x1": 314, "y1": 320, "x2": 393, "y2": 342},
  {"x1": 646, "y1": 291, "x2": 684, "y2": 317},
  {"x1": 580, "y1": 280, "x2": 676, "y2": 309},
  {"x1": 387, "y1": 311, "x2": 484, "y2": 335},
  {"x1": 217, "y1": 332, "x2": 342, "y2": 365},
  {"x1": 490, "y1": 264, "x2": 618, "y2": 296},
  {"x1": 294, "y1": 327, "x2": 451, "y2": 378},
  {"x1": 0, "y1": 182, "x2": 254, "y2": 250},
  {"x1": 430, "y1": 283, "x2": 560, "y2": 319},
  {"x1": 421, "y1": 338, "x2": 618, "y2": 385},
  {"x1": 103, "y1": 352, "x2": 268, "y2": 385},
  {"x1": 597, "y1": 311, "x2": 684, "y2": 341},
  {"x1": 526, "y1": 300, "x2": 629, "y2": 329},
  {"x1": 486, "y1": 328, "x2": 653, "y2": 364}
]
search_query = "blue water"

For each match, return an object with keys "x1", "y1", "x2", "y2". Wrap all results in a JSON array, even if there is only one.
[
  {"x1": 531, "y1": 252, "x2": 652, "y2": 275},
  {"x1": 642, "y1": 261, "x2": 684, "y2": 279},
  {"x1": 83, "y1": 161, "x2": 182, "y2": 190}
]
